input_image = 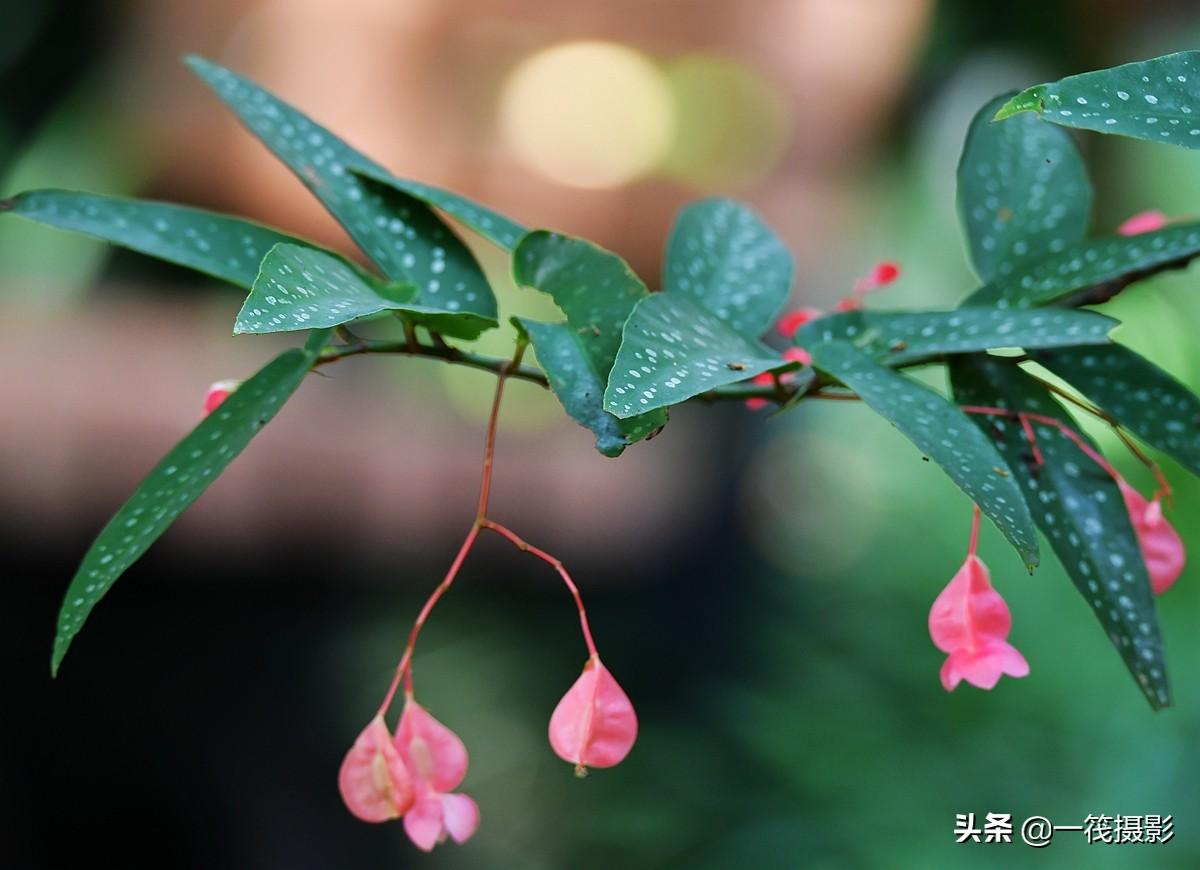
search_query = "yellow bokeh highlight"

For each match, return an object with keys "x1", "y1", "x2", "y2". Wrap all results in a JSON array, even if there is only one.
[{"x1": 498, "y1": 41, "x2": 674, "y2": 189}]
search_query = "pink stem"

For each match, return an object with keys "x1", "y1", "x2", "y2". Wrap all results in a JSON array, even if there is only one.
[{"x1": 480, "y1": 519, "x2": 600, "y2": 660}]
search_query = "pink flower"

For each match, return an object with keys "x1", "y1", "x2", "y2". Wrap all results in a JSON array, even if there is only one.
[
  {"x1": 204, "y1": 379, "x2": 241, "y2": 414},
  {"x1": 776, "y1": 307, "x2": 824, "y2": 338},
  {"x1": 928, "y1": 510, "x2": 1028, "y2": 691},
  {"x1": 338, "y1": 716, "x2": 415, "y2": 822},
  {"x1": 549, "y1": 657, "x2": 637, "y2": 775},
  {"x1": 393, "y1": 699, "x2": 480, "y2": 851},
  {"x1": 1117, "y1": 209, "x2": 1168, "y2": 236},
  {"x1": 1118, "y1": 481, "x2": 1185, "y2": 595}
]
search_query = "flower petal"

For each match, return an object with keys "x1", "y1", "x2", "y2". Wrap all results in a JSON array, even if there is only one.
[
  {"x1": 338, "y1": 715, "x2": 414, "y2": 822},
  {"x1": 441, "y1": 793, "x2": 481, "y2": 844},
  {"x1": 549, "y1": 658, "x2": 637, "y2": 770},
  {"x1": 403, "y1": 796, "x2": 446, "y2": 852},
  {"x1": 928, "y1": 555, "x2": 1011, "y2": 653},
  {"x1": 394, "y1": 700, "x2": 470, "y2": 793}
]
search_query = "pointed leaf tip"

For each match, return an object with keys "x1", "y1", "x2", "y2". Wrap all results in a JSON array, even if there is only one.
[{"x1": 992, "y1": 91, "x2": 1042, "y2": 121}]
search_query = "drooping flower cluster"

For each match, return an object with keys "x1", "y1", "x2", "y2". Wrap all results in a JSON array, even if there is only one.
[
  {"x1": 333, "y1": 359, "x2": 637, "y2": 853},
  {"x1": 932, "y1": 409, "x2": 1186, "y2": 693}
]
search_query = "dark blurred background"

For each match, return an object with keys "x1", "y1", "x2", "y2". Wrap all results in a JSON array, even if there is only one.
[{"x1": 3, "y1": 1, "x2": 1199, "y2": 867}]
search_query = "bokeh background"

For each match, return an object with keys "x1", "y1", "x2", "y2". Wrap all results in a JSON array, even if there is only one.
[{"x1": 3, "y1": 1, "x2": 1199, "y2": 867}]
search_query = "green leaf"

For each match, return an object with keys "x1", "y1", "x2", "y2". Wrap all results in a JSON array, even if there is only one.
[
  {"x1": 950, "y1": 354, "x2": 1170, "y2": 709},
  {"x1": 513, "y1": 231, "x2": 650, "y2": 375},
  {"x1": 236, "y1": 243, "x2": 498, "y2": 339},
  {"x1": 962, "y1": 221, "x2": 1200, "y2": 308},
  {"x1": 603, "y1": 295, "x2": 782, "y2": 418},
  {"x1": 1033, "y1": 344, "x2": 1200, "y2": 478},
  {"x1": 513, "y1": 232, "x2": 667, "y2": 450},
  {"x1": 350, "y1": 164, "x2": 526, "y2": 252},
  {"x1": 795, "y1": 308, "x2": 1116, "y2": 366},
  {"x1": 514, "y1": 318, "x2": 664, "y2": 457},
  {"x1": 995, "y1": 51, "x2": 1200, "y2": 149},
  {"x1": 52, "y1": 329, "x2": 333, "y2": 675},
  {"x1": 957, "y1": 94, "x2": 1092, "y2": 281},
  {"x1": 662, "y1": 198, "x2": 792, "y2": 337},
  {"x1": 809, "y1": 341, "x2": 1039, "y2": 569},
  {"x1": 185, "y1": 56, "x2": 497, "y2": 333},
  {"x1": 0, "y1": 189, "x2": 305, "y2": 289}
]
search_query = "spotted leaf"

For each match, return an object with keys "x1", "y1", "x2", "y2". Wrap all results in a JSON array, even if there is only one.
[
  {"x1": 237, "y1": 244, "x2": 496, "y2": 338},
  {"x1": 794, "y1": 308, "x2": 1116, "y2": 366},
  {"x1": 1034, "y1": 344, "x2": 1200, "y2": 478},
  {"x1": 186, "y1": 56, "x2": 497, "y2": 336},
  {"x1": 809, "y1": 341, "x2": 1038, "y2": 569},
  {"x1": 996, "y1": 51, "x2": 1200, "y2": 150},
  {"x1": 0, "y1": 189, "x2": 306, "y2": 289},
  {"x1": 514, "y1": 318, "x2": 665, "y2": 457},
  {"x1": 52, "y1": 329, "x2": 332, "y2": 675},
  {"x1": 950, "y1": 354, "x2": 1170, "y2": 709},
  {"x1": 350, "y1": 164, "x2": 526, "y2": 252},
  {"x1": 962, "y1": 221, "x2": 1200, "y2": 308},
  {"x1": 662, "y1": 198, "x2": 792, "y2": 338},
  {"x1": 957, "y1": 94, "x2": 1091, "y2": 281},
  {"x1": 603, "y1": 295, "x2": 782, "y2": 418}
]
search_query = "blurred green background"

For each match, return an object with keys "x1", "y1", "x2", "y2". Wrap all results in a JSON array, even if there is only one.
[{"x1": 1, "y1": 0, "x2": 1197, "y2": 867}]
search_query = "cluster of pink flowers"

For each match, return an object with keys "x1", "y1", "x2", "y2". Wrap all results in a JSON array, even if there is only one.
[{"x1": 338, "y1": 657, "x2": 636, "y2": 850}]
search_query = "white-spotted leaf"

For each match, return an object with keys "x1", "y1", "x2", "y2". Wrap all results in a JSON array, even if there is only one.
[
  {"x1": 350, "y1": 164, "x2": 526, "y2": 252},
  {"x1": 0, "y1": 190, "x2": 305, "y2": 289},
  {"x1": 236, "y1": 244, "x2": 497, "y2": 338},
  {"x1": 795, "y1": 308, "x2": 1116, "y2": 366},
  {"x1": 957, "y1": 94, "x2": 1092, "y2": 281},
  {"x1": 996, "y1": 51, "x2": 1200, "y2": 149},
  {"x1": 52, "y1": 329, "x2": 333, "y2": 675},
  {"x1": 809, "y1": 341, "x2": 1038, "y2": 569},
  {"x1": 513, "y1": 231, "x2": 649, "y2": 376},
  {"x1": 962, "y1": 221, "x2": 1200, "y2": 308},
  {"x1": 186, "y1": 56, "x2": 497, "y2": 337},
  {"x1": 604, "y1": 295, "x2": 786, "y2": 418},
  {"x1": 950, "y1": 354, "x2": 1170, "y2": 709},
  {"x1": 1034, "y1": 344, "x2": 1200, "y2": 478},
  {"x1": 514, "y1": 319, "x2": 664, "y2": 457},
  {"x1": 662, "y1": 198, "x2": 792, "y2": 337}
]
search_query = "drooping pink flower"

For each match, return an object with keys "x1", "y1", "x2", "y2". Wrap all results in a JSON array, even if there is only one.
[
  {"x1": 775, "y1": 307, "x2": 824, "y2": 338},
  {"x1": 204, "y1": 379, "x2": 241, "y2": 414},
  {"x1": 929, "y1": 510, "x2": 1028, "y2": 691},
  {"x1": 549, "y1": 657, "x2": 637, "y2": 775},
  {"x1": 392, "y1": 699, "x2": 480, "y2": 851},
  {"x1": 1118, "y1": 481, "x2": 1185, "y2": 595},
  {"x1": 338, "y1": 715, "x2": 415, "y2": 823},
  {"x1": 1117, "y1": 209, "x2": 1168, "y2": 236}
]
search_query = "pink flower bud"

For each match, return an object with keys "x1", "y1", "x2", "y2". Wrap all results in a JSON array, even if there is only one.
[
  {"x1": 549, "y1": 657, "x2": 637, "y2": 774},
  {"x1": 204, "y1": 379, "x2": 241, "y2": 414},
  {"x1": 393, "y1": 699, "x2": 479, "y2": 851},
  {"x1": 1118, "y1": 481, "x2": 1185, "y2": 595},
  {"x1": 1117, "y1": 209, "x2": 1168, "y2": 236},
  {"x1": 929, "y1": 553, "x2": 1029, "y2": 691},
  {"x1": 776, "y1": 307, "x2": 824, "y2": 338},
  {"x1": 781, "y1": 346, "x2": 812, "y2": 366},
  {"x1": 338, "y1": 715, "x2": 415, "y2": 822},
  {"x1": 853, "y1": 260, "x2": 900, "y2": 294}
]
